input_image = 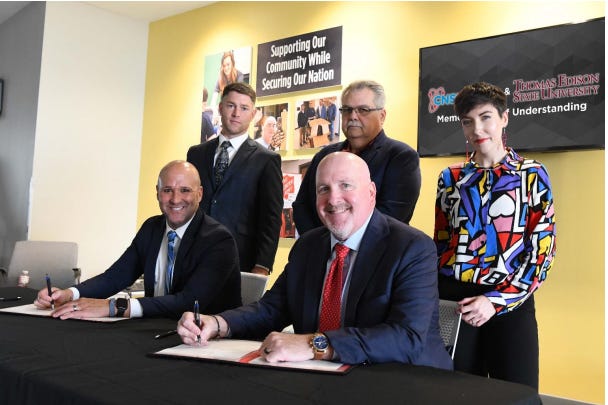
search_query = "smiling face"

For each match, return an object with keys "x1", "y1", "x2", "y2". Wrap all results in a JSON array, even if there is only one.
[
  {"x1": 340, "y1": 88, "x2": 386, "y2": 153},
  {"x1": 156, "y1": 162, "x2": 203, "y2": 230},
  {"x1": 222, "y1": 55, "x2": 234, "y2": 76},
  {"x1": 460, "y1": 102, "x2": 509, "y2": 165},
  {"x1": 218, "y1": 90, "x2": 256, "y2": 138},
  {"x1": 315, "y1": 152, "x2": 376, "y2": 241}
]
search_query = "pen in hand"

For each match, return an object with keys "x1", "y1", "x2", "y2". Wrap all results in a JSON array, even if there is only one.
[
  {"x1": 194, "y1": 299, "x2": 201, "y2": 344},
  {"x1": 45, "y1": 274, "x2": 54, "y2": 310}
]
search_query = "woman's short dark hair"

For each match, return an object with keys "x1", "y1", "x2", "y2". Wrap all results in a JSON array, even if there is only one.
[{"x1": 454, "y1": 82, "x2": 507, "y2": 117}]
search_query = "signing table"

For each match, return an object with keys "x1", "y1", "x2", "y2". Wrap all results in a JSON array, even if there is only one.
[{"x1": 0, "y1": 287, "x2": 541, "y2": 404}]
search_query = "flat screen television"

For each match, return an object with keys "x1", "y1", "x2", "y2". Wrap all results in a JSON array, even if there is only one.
[{"x1": 418, "y1": 18, "x2": 604, "y2": 157}]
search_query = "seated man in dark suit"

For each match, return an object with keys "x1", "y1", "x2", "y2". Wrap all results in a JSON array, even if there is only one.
[
  {"x1": 34, "y1": 160, "x2": 241, "y2": 319},
  {"x1": 177, "y1": 152, "x2": 452, "y2": 370},
  {"x1": 293, "y1": 80, "x2": 421, "y2": 235}
]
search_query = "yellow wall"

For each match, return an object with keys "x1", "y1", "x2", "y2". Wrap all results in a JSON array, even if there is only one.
[{"x1": 139, "y1": 2, "x2": 605, "y2": 402}]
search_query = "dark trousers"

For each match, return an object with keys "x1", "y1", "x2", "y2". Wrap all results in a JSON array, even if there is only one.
[{"x1": 439, "y1": 276, "x2": 539, "y2": 390}]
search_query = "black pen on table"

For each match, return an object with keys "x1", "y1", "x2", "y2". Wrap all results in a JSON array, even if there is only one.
[
  {"x1": 154, "y1": 330, "x2": 177, "y2": 339},
  {"x1": 45, "y1": 273, "x2": 54, "y2": 310},
  {"x1": 0, "y1": 296, "x2": 21, "y2": 302},
  {"x1": 194, "y1": 299, "x2": 201, "y2": 344}
]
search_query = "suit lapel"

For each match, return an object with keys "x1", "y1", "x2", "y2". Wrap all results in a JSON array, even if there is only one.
[
  {"x1": 144, "y1": 217, "x2": 166, "y2": 297},
  {"x1": 217, "y1": 138, "x2": 256, "y2": 188},
  {"x1": 343, "y1": 210, "x2": 389, "y2": 326},
  {"x1": 301, "y1": 230, "x2": 332, "y2": 332},
  {"x1": 359, "y1": 130, "x2": 387, "y2": 168},
  {"x1": 205, "y1": 138, "x2": 219, "y2": 189},
  {"x1": 171, "y1": 210, "x2": 203, "y2": 290}
]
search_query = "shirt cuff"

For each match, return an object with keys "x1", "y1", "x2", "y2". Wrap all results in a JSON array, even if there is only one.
[
  {"x1": 129, "y1": 298, "x2": 143, "y2": 318},
  {"x1": 70, "y1": 287, "x2": 80, "y2": 300}
]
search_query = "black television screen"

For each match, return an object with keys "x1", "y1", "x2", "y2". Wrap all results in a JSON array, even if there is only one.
[{"x1": 418, "y1": 18, "x2": 604, "y2": 157}]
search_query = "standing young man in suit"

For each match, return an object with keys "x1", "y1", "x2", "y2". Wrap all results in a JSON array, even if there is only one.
[
  {"x1": 187, "y1": 82, "x2": 283, "y2": 276},
  {"x1": 292, "y1": 80, "x2": 421, "y2": 235},
  {"x1": 177, "y1": 152, "x2": 452, "y2": 370},
  {"x1": 35, "y1": 160, "x2": 241, "y2": 319}
]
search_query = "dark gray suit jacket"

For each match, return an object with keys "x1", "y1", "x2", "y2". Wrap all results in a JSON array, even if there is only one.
[
  {"x1": 187, "y1": 137, "x2": 283, "y2": 272},
  {"x1": 293, "y1": 130, "x2": 421, "y2": 235},
  {"x1": 221, "y1": 209, "x2": 453, "y2": 370}
]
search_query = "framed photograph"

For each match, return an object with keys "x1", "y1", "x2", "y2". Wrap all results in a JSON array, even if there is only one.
[{"x1": 294, "y1": 93, "x2": 341, "y2": 150}]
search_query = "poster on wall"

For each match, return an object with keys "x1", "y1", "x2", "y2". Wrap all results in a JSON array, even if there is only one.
[
  {"x1": 281, "y1": 159, "x2": 311, "y2": 238},
  {"x1": 201, "y1": 47, "x2": 253, "y2": 143},
  {"x1": 293, "y1": 94, "x2": 341, "y2": 150},
  {"x1": 254, "y1": 103, "x2": 288, "y2": 151},
  {"x1": 418, "y1": 18, "x2": 604, "y2": 157},
  {"x1": 256, "y1": 26, "x2": 342, "y2": 97}
]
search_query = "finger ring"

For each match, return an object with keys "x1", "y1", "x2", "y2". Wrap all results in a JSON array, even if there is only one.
[
  {"x1": 73, "y1": 304, "x2": 79, "y2": 311},
  {"x1": 263, "y1": 347, "x2": 271, "y2": 354}
]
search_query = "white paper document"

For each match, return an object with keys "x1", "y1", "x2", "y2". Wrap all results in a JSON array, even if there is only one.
[
  {"x1": 154, "y1": 339, "x2": 352, "y2": 374},
  {"x1": 0, "y1": 303, "x2": 128, "y2": 322}
]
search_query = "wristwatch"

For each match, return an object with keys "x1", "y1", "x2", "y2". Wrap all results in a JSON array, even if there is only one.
[
  {"x1": 310, "y1": 333, "x2": 329, "y2": 360},
  {"x1": 115, "y1": 298, "x2": 128, "y2": 317}
]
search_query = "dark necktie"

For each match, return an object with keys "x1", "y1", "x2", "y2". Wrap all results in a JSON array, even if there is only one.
[
  {"x1": 165, "y1": 231, "x2": 177, "y2": 295},
  {"x1": 319, "y1": 243, "x2": 350, "y2": 332},
  {"x1": 214, "y1": 141, "x2": 231, "y2": 186}
]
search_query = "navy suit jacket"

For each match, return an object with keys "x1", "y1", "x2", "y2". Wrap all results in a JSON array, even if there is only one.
[
  {"x1": 292, "y1": 130, "x2": 421, "y2": 235},
  {"x1": 76, "y1": 210, "x2": 241, "y2": 318},
  {"x1": 221, "y1": 210, "x2": 453, "y2": 370},
  {"x1": 187, "y1": 137, "x2": 283, "y2": 272}
]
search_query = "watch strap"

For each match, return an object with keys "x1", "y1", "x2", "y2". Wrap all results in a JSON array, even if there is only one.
[{"x1": 108, "y1": 298, "x2": 116, "y2": 317}]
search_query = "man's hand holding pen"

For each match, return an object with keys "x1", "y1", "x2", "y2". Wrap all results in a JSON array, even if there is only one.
[
  {"x1": 34, "y1": 287, "x2": 73, "y2": 310},
  {"x1": 177, "y1": 312, "x2": 226, "y2": 345}
]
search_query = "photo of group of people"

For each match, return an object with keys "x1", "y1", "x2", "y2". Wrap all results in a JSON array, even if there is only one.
[{"x1": 294, "y1": 95, "x2": 340, "y2": 150}]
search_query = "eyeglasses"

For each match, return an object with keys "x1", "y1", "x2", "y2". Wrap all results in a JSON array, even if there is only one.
[{"x1": 338, "y1": 106, "x2": 383, "y2": 116}]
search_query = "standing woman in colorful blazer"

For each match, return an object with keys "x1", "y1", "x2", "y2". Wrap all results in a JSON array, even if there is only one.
[{"x1": 434, "y1": 82, "x2": 556, "y2": 390}]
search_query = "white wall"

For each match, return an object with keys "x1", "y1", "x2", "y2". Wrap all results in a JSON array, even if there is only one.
[{"x1": 29, "y1": 2, "x2": 148, "y2": 280}]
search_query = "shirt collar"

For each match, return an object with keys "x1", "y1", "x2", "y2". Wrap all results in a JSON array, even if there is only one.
[
  {"x1": 330, "y1": 211, "x2": 373, "y2": 252},
  {"x1": 466, "y1": 148, "x2": 522, "y2": 173},
  {"x1": 165, "y1": 214, "x2": 195, "y2": 239},
  {"x1": 218, "y1": 132, "x2": 249, "y2": 152}
]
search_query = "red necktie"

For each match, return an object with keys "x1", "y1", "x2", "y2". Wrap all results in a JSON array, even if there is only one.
[{"x1": 319, "y1": 243, "x2": 350, "y2": 332}]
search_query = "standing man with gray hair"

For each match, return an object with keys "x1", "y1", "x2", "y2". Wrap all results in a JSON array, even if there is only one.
[{"x1": 293, "y1": 80, "x2": 421, "y2": 235}]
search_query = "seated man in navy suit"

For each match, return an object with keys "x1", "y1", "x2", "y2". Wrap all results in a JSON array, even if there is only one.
[
  {"x1": 177, "y1": 152, "x2": 452, "y2": 369},
  {"x1": 34, "y1": 160, "x2": 241, "y2": 319}
]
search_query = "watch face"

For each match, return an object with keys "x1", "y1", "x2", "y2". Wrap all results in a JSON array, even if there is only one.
[
  {"x1": 313, "y1": 334, "x2": 329, "y2": 350},
  {"x1": 116, "y1": 298, "x2": 128, "y2": 310}
]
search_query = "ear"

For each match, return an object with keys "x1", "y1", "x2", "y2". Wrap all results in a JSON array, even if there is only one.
[{"x1": 502, "y1": 109, "x2": 509, "y2": 127}]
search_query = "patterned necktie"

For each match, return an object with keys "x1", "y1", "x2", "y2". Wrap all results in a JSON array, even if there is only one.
[
  {"x1": 214, "y1": 141, "x2": 231, "y2": 186},
  {"x1": 319, "y1": 243, "x2": 350, "y2": 332},
  {"x1": 165, "y1": 231, "x2": 177, "y2": 295}
]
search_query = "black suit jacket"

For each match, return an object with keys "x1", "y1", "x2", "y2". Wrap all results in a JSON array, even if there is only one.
[
  {"x1": 76, "y1": 210, "x2": 241, "y2": 318},
  {"x1": 187, "y1": 137, "x2": 283, "y2": 272},
  {"x1": 221, "y1": 210, "x2": 453, "y2": 370},
  {"x1": 292, "y1": 130, "x2": 421, "y2": 235}
]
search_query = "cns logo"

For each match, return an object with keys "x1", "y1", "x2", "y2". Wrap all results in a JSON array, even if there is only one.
[{"x1": 428, "y1": 87, "x2": 456, "y2": 113}]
